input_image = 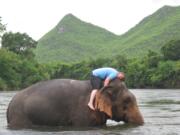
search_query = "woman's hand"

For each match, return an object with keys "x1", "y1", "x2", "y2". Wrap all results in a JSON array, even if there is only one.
[{"x1": 104, "y1": 78, "x2": 110, "y2": 87}]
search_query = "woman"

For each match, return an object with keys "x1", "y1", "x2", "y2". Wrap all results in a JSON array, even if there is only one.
[{"x1": 88, "y1": 67, "x2": 125, "y2": 110}]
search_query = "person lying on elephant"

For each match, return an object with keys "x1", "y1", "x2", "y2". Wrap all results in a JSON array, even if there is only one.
[{"x1": 88, "y1": 67, "x2": 125, "y2": 110}]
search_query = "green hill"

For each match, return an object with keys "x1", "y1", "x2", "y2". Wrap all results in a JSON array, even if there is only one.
[
  {"x1": 113, "y1": 5, "x2": 180, "y2": 57},
  {"x1": 35, "y1": 5, "x2": 180, "y2": 63},
  {"x1": 35, "y1": 14, "x2": 117, "y2": 63}
]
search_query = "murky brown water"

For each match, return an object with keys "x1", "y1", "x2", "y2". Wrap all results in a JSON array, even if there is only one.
[{"x1": 1, "y1": 89, "x2": 180, "y2": 135}]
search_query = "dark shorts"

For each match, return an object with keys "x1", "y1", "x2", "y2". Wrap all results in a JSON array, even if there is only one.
[{"x1": 90, "y1": 74, "x2": 103, "y2": 90}]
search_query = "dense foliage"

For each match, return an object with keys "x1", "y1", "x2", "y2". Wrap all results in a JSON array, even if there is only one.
[
  {"x1": 0, "y1": 49, "x2": 49, "y2": 90},
  {"x1": 0, "y1": 31, "x2": 49, "y2": 90},
  {"x1": 49, "y1": 55, "x2": 127, "y2": 80},
  {"x1": 126, "y1": 52, "x2": 180, "y2": 88},
  {"x1": 36, "y1": 6, "x2": 180, "y2": 63},
  {"x1": 1, "y1": 32, "x2": 37, "y2": 59},
  {"x1": 47, "y1": 48, "x2": 180, "y2": 89},
  {"x1": 161, "y1": 40, "x2": 180, "y2": 60}
]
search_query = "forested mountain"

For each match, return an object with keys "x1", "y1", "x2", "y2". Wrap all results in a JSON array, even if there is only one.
[
  {"x1": 35, "y1": 5, "x2": 180, "y2": 63},
  {"x1": 114, "y1": 5, "x2": 180, "y2": 57},
  {"x1": 35, "y1": 14, "x2": 117, "y2": 63}
]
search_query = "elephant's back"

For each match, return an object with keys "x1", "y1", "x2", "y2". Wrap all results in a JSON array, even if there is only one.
[
  {"x1": 8, "y1": 79, "x2": 91, "y2": 108},
  {"x1": 25, "y1": 79, "x2": 92, "y2": 95},
  {"x1": 13, "y1": 79, "x2": 91, "y2": 110},
  {"x1": 7, "y1": 79, "x2": 92, "y2": 127}
]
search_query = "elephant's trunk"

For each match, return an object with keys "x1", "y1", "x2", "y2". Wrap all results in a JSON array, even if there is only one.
[{"x1": 125, "y1": 105, "x2": 144, "y2": 125}]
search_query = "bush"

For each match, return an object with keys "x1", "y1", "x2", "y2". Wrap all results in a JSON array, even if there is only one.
[
  {"x1": 161, "y1": 40, "x2": 180, "y2": 60},
  {"x1": 0, "y1": 78, "x2": 7, "y2": 90}
]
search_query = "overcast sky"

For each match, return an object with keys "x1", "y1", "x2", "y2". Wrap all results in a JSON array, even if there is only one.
[{"x1": 1, "y1": 0, "x2": 180, "y2": 40}]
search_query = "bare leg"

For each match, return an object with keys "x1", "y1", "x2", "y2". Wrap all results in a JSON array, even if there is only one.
[{"x1": 88, "y1": 89, "x2": 98, "y2": 110}]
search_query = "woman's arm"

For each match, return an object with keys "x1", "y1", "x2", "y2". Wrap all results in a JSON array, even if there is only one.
[{"x1": 104, "y1": 78, "x2": 110, "y2": 87}]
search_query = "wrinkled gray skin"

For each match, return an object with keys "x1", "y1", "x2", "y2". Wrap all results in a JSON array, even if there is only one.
[{"x1": 7, "y1": 78, "x2": 144, "y2": 129}]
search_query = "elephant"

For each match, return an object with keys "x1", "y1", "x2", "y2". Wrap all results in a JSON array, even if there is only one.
[{"x1": 7, "y1": 78, "x2": 144, "y2": 129}]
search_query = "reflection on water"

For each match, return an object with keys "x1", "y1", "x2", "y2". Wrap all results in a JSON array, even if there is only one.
[{"x1": 0, "y1": 89, "x2": 180, "y2": 135}]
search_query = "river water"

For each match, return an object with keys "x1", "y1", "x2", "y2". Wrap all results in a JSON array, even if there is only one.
[{"x1": 0, "y1": 89, "x2": 180, "y2": 135}]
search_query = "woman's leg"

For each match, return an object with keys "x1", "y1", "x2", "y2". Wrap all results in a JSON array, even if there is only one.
[
  {"x1": 88, "y1": 74, "x2": 102, "y2": 110},
  {"x1": 88, "y1": 89, "x2": 98, "y2": 110}
]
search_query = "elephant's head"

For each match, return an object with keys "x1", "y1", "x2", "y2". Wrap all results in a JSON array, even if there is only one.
[{"x1": 94, "y1": 78, "x2": 144, "y2": 125}]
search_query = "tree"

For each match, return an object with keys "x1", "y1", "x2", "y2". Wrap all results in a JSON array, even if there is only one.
[
  {"x1": 161, "y1": 40, "x2": 180, "y2": 60},
  {"x1": 125, "y1": 58, "x2": 149, "y2": 88},
  {"x1": 0, "y1": 49, "x2": 22, "y2": 89},
  {"x1": 0, "y1": 17, "x2": 6, "y2": 35},
  {"x1": 150, "y1": 61, "x2": 179, "y2": 88},
  {"x1": 1, "y1": 32, "x2": 37, "y2": 58},
  {"x1": 0, "y1": 48, "x2": 49, "y2": 90}
]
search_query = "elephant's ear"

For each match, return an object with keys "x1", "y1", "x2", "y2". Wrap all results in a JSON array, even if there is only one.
[{"x1": 94, "y1": 87, "x2": 112, "y2": 118}]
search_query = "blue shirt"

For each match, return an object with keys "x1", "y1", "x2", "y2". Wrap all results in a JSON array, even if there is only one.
[{"x1": 92, "y1": 68, "x2": 118, "y2": 80}]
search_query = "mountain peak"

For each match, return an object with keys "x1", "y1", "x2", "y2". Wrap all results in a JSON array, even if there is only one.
[
  {"x1": 59, "y1": 13, "x2": 81, "y2": 25},
  {"x1": 63, "y1": 13, "x2": 77, "y2": 19},
  {"x1": 54, "y1": 13, "x2": 84, "y2": 34}
]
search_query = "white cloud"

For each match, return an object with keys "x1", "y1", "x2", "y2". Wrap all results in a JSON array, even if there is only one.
[{"x1": 0, "y1": 0, "x2": 180, "y2": 40}]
